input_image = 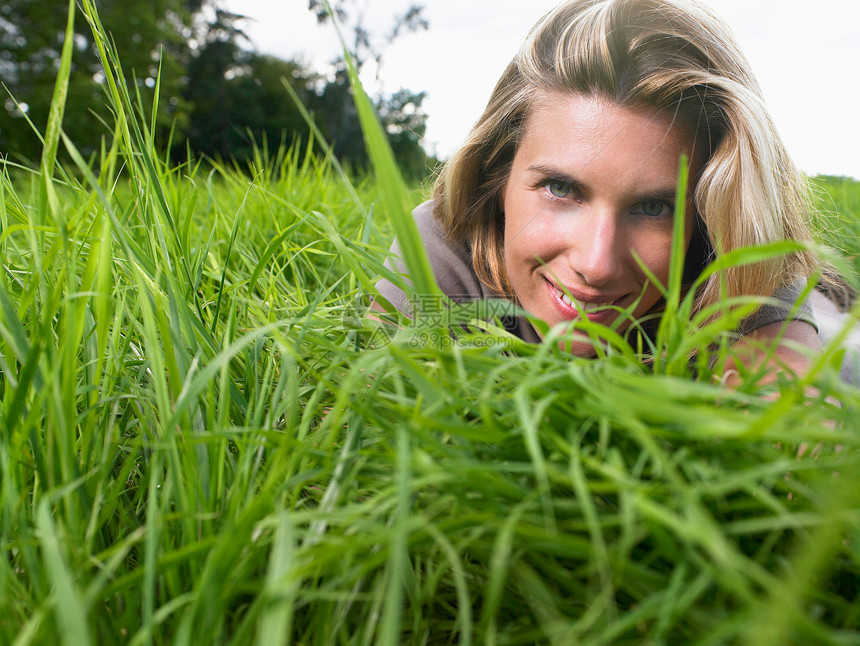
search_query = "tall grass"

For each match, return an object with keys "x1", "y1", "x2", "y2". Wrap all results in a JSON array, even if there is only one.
[
  {"x1": 813, "y1": 175, "x2": 860, "y2": 277},
  {"x1": 1, "y1": 1, "x2": 859, "y2": 644}
]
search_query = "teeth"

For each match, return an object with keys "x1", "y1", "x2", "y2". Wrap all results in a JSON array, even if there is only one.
[
  {"x1": 555, "y1": 286, "x2": 613, "y2": 310},
  {"x1": 581, "y1": 302, "x2": 605, "y2": 312}
]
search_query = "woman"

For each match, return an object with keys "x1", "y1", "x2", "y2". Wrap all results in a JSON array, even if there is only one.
[{"x1": 376, "y1": 0, "x2": 853, "y2": 382}]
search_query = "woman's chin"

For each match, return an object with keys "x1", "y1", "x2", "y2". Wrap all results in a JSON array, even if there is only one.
[
  {"x1": 530, "y1": 325, "x2": 602, "y2": 357},
  {"x1": 556, "y1": 334, "x2": 601, "y2": 357},
  {"x1": 529, "y1": 316, "x2": 617, "y2": 358}
]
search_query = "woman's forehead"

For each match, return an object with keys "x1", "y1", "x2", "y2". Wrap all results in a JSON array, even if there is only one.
[{"x1": 518, "y1": 91, "x2": 705, "y2": 172}]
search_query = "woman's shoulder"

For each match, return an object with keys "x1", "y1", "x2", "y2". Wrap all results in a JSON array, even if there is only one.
[
  {"x1": 737, "y1": 281, "x2": 818, "y2": 337},
  {"x1": 811, "y1": 289, "x2": 860, "y2": 384},
  {"x1": 733, "y1": 281, "x2": 860, "y2": 385},
  {"x1": 375, "y1": 200, "x2": 494, "y2": 315}
]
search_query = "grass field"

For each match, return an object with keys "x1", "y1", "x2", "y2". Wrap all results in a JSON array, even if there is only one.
[{"x1": 2, "y1": 2, "x2": 860, "y2": 644}]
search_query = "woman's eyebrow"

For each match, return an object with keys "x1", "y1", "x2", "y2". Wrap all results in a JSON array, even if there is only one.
[
  {"x1": 525, "y1": 163, "x2": 578, "y2": 182},
  {"x1": 637, "y1": 189, "x2": 679, "y2": 201}
]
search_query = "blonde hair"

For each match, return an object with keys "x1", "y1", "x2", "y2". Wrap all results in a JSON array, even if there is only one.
[{"x1": 434, "y1": 0, "x2": 820, "y2": 316}]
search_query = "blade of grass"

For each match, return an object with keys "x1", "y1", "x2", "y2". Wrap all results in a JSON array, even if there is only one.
[
  {"x1": 322, "y1": 6, "x2": 441, "y2": 304},
  {"x1": 38, "y1": 0, "x2": 76, "y2": 222},
  {"x1": 36, "y1": 502, "x2": 94, "y2": 646}
]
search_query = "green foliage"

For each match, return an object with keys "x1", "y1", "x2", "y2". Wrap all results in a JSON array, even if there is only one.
[
  {"x1": 0, "y1": 2, "x2": 858, "y2": 644},
  {"x1": 0, "y1": 0, "x2": 434, "y2": 177},
  {"x1": 0, "y1": 0, "x2": 196, "y2": 163},
  {"x1": 182, "y1": 38, "x2": 317, "y2": 164},
  {"x1": 813, "y1": 175, "x2": 860, "y2": 276},
  {"x1": 305, "y1": 0, "x2": 434, "y2": 178}
]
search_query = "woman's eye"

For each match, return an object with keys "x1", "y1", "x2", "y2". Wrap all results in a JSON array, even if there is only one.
[
  {"x1": 547, "y1": 181, "x2": 571, "y2": 198},
  {"x1": 635, "y1": 200, "x2": 672, "y2": 217}
]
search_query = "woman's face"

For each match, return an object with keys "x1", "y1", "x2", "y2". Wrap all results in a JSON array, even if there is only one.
[{"x1": 503, "y1": 92, "x2": 699, "y2": 356}]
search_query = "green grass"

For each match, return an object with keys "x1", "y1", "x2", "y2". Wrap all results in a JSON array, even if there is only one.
[
  {"x1": 1, "y1": 1, "x2": 859, "y2": 644},
  {"x1": 813, "y1": 175, "x2": 860, "y2": 277}
]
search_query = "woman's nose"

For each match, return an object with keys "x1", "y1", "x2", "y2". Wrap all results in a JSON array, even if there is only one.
[{"x1": 568, "y1": 210, "x2": 625, "y2": 287}]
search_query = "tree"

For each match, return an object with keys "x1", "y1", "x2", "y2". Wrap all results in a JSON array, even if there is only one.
[
  {"x1": 0, "y1": 0, "x2": 200, "y2": 164},
  {"x1": 306, "y1": 0, "x2": 433, "y2": 177},
  {"x1": 376, "y1": 87, "x2": 429, "y2": 180},
  {"x1": 0, "y1": 0, "x2": 433, "y2": 177},
  {"x1": 180, "y1": 8, "x2": 318, "y2": 165},
  {"x1": 308, "y1": 1, "x2": 428, "y2": 74},
  {"x1": 182, "y1": 9, "x2": 250, "y2": 161},
  {"x1": 1, "y1": 0, "x2": 101, "y2": 162}
]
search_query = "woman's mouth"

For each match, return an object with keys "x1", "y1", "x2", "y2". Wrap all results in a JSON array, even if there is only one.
[{"x1": 544, "y1": 278, "x2": 626, "y2": 322}]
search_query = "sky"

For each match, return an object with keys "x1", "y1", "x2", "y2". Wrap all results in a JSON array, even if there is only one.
[{"x1": 223, "y1": 0, "x2": 860, "y2": 179}]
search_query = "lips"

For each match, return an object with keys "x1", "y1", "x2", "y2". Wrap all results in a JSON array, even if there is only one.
[{"x1": 544, "y1": 277, "x2": 626, "y2": 321}]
